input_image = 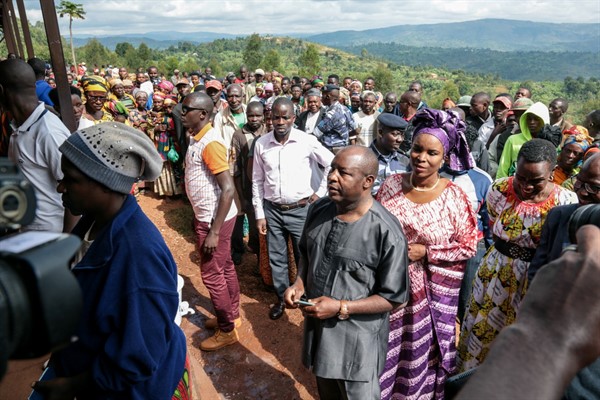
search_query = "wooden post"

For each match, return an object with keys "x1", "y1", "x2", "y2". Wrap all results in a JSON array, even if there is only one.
[
  {"x1": 15, "y1": 0, "x2": 34, "y2": 59},
  {"x1": 6, "y1": 0, "x2": 23, "y2": 58},
  {"x1": 1, "y1": 0, "x2": 18, "y2": 56},
  {"x1": 39, "y1": 0, "x2": 76, "y2": 132}
]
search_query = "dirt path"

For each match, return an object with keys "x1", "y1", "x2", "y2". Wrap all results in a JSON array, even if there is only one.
[
  {"x1": 0, "y1": 192, "x2": 317, "y2": 399},
  {"x1": 139, "y1": 192, "x2": 318, "y2": 400}
]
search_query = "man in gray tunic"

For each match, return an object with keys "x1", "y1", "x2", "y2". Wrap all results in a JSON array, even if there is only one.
[{"x1": 284, "y1": 145, "x2": 410, "y2": 399}]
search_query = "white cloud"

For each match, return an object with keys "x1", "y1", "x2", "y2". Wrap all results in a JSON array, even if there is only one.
[{"x1": 19, "y1": 0, "x2": 600, "y2": 36}]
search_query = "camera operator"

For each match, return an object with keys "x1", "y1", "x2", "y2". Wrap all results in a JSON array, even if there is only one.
[
  {"x1": 524, "y1": 152, "x2": 600, "y2": 398},
  {"x1": 31, "y1": 122, "x2": 189, "y2": 399},
  {"x1": 0, "y1": 59, "x2": 78, "y2": 233},
  {"x1": 457, "y1": 224, "x2": 600, "y2": 400}
]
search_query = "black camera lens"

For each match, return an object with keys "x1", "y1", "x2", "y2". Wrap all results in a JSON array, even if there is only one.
[
  {"x1": 568, "y1": 204, "x2": 600, "y2": 243},
  {"x1": 1, "y1": 189, "x2": 23, "y2": 216}
]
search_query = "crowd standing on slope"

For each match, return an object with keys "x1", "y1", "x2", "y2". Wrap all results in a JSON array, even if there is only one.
[{"x1": 1, "y1": 56, "x2": 600, "y2": 399}]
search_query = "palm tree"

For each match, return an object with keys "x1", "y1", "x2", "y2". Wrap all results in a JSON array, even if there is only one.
[{"x1": 57, "y1": 1, "x2": 86, "y2": 72}]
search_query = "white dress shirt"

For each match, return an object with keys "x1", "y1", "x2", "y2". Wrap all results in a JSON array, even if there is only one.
[{"x1": 252, "y1": 128, "x2": 334, "y2": 219}]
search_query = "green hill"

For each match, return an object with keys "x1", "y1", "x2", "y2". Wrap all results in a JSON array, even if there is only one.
[
  {"x1": 341, "y1": 43, "x2": 599, "y2": 81},
  {"x1": 307, "y1": 18, "x2": 599, "y2": 52}
]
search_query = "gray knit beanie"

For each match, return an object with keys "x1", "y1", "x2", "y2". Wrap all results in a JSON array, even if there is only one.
[{"x1": 59, "y1": 122, "x2": 163, "y2": 194}]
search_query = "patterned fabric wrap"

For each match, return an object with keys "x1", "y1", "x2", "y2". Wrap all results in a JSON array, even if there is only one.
[
  {"x1": 81, "y1": 75, "x2": 108, "y2": 93},
  {"x1": 171, "y1": 355, "x2": 192, "y2": 400},
  {"x1": 412, "y1": 108, "x2": 475, "y2": 171},
  {"x1": 158, "y1": 80, "x2": 175, "y2": 93},
  {"x1": 562, "y1": 125, "x2": 593, "y2": 153},
  {"x1": 258, "y1": 234, "x2": 297, "y2": 287},
  {"x1": 104, "y1": 100, "x2": 129, "y2": 118},
  {"x1": 128, "y1": 109, "x2": 148, "y2": 133},
  {"x1": 109, "y1": 78, "x2": 123, "y2": 88},
  {"x1": 153, "y1": 92, "x2": 167, "y2": 101},
  {"x1": 164, "y1": 97, "x2": 178, "y2": 107}
]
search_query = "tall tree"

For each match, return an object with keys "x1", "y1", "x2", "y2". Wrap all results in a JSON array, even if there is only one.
[
  {"x1": 115, "y1": 42, "x2": 135, "y2": 58},
  {"x1": 243, "y1": 34, "x2": 262, "y2": 71},
  {"x1": 262, "y1": 49, "x2": 281, "y2": 72},
  {"x1": 57, "y1": 1, "x2": 86, "y2": 71},
  {"x1": 298, "y1": 44, "x2": 320, "y2": 77},
  {"x1": 371, "y1": 63, "x2": 394, "y2": 94},
  {"x1": 137, "y1": 43, "x2": 152, "y2": 64}
]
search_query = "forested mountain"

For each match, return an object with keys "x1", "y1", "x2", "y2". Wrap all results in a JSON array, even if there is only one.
[
  {"x1": 307, "y1": 18, "x2": 599, "y2": 52},
  {"x1": 342, "y1": 43, "x2": 599, "y2": 80}
]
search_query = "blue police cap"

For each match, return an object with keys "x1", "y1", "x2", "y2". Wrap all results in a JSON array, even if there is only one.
[{"x1": 377, "y1": 113, "x2": 408, "y2": 130}]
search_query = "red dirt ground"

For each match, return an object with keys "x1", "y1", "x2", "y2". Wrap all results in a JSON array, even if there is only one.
[{"x1": 0, "y1": 192, "x2": 318, "y2": 400}]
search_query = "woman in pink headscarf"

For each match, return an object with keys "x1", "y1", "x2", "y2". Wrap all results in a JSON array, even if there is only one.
[{"x1": 157, "y1": 80, "x2": 175, "y2": 96}]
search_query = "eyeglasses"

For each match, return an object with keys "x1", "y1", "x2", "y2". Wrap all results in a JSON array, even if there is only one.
[
  {"x1": 182, "y1": 105, "x2": 207, "y2": 114},
  {"x1": 574, "y1": 176, "x2": 600, "y2": 194},
  {"x1": 87, "y1": 95, "x2": 106, "y2": 103}
]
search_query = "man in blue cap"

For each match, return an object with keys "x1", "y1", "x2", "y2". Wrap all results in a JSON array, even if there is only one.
[{"x1": 369, "y1": 113, "x2": 410, "y2": 195}]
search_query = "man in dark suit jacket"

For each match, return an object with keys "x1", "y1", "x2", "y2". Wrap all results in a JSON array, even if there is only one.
[{"x1": 295, "y1": 88, "x2": 326, "y2": 135}]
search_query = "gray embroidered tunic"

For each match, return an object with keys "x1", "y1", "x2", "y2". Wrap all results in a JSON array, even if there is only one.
[{"x1": 299, "y1": 197, "x2": 410, "y2": 381}]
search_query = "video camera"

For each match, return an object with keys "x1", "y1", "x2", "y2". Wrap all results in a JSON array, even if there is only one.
[
  {"x1": 0, "y1": 158, "x2": 82, "y2": 380},
  {"x1": 568, "y1": 203, "x2": 600, "y2": 243}
]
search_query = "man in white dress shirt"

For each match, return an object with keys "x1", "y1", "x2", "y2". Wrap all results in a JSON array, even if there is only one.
[{"x1": 252, "y1": 98, "x2": 334, "y2": 320}]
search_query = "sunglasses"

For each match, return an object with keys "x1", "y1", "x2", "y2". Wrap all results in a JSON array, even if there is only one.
[{"x1": 182, "y1": 105, "x2": 207, "y2": 114}]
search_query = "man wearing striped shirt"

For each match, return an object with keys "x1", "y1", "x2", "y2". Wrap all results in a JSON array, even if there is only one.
[{"x1": 183, "y1": 92, "x2": 240, "y2": 351}]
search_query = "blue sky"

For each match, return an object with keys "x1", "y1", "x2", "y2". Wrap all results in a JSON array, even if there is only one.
[{"x1": 22, "y1": 0, "x2": 600, "y2": 36}]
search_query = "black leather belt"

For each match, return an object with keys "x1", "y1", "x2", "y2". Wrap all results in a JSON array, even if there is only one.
[
  {"x1": 494, "y1": 238, "x2": 536, "y2": 262},
  {"x1": 269, "y1": 198, "x2": 309, "y2": 211}
]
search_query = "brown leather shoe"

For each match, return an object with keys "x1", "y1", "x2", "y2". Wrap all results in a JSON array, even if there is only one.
[
  {"x1": 269, "y1": 301, "x2": 286, "y2": 320},
  {"x1": 200, "y1": 328, "x2": 239, "y2": 351},
  {"x1": 205, "y1": 317, "x2": 242, "y2": 330}
]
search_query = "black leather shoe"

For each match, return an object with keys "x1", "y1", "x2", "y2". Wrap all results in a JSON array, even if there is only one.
[{"x1": 269, "y1": 301, "x2": 286, "y2": 320}]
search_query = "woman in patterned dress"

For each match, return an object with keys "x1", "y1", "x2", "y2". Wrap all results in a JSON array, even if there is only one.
[
  {"x1": 457, "y1": 139, "x2": 578, "y2": 373},
  {"x1": 149, "y1": 93, "x2": 183, "y2": 198},
  {"x1": 80, "y1": 75, "x2": 114, "y2": 124},
  {"x1": 378, "y1": 109, "x2": 480, "y2": 399}
]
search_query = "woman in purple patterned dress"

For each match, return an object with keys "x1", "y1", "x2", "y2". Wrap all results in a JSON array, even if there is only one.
[{"x1": 377, "y1": 109, "x2": 480, "y2": 399}]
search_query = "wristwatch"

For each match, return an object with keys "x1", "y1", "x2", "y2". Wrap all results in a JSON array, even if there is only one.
[{"x1": 337, "y1": 300, "x2": 350, "y2": 320}]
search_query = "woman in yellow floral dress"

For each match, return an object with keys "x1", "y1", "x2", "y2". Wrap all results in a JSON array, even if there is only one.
[{"x1": 456, "y1": 139, "x2": 577, "y2": 372}]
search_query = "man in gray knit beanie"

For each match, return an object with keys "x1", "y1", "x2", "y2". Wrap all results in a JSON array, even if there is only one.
[
  {"x1": 59, "y1": 122, "x2": 163, "y2": 194},
  {"x1": 36, "y1": 122, "x2": 187, "y2": 398}
]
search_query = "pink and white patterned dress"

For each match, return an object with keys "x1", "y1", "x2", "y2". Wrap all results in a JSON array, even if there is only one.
[{"x1": 377, "y1": 174, "x2": 480, "y2": 400}]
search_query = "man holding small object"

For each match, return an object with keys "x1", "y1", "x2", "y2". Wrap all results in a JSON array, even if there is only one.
[{"x1": 284, "y1": 146, "x2": 410, "y2": 399}]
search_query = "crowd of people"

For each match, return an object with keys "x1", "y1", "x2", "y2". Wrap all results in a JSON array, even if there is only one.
[{"x1": 1, "y1": 55, "x2": 600, "y2": 399}]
